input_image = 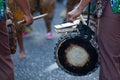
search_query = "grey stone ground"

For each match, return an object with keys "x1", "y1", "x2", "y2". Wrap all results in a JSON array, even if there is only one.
[{"x1": 11, "y1": 2, "x2": 99, "y2": 80}]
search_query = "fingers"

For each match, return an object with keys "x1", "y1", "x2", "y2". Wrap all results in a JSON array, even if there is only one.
[
  {"x1": 67, "y1": 13, "x2": 75, "y2": 22},
  {"x1": 66, "y1": 9, "x2": 79, "y2": 22},
  {"x1": 23, "y1": 15, "x2": 33, "y2": 26},
  {"x1": 8, "y1": 12, "x2": 13, "y2": 19},
  {"x1": 66, "y1": 7, "x2": 82, "y2": 23}
]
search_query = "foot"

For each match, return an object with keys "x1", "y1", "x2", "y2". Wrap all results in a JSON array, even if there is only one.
[
  {"x1": 22, "y1": 32, "x2": 28, "y2": 38},
  {"x1": 19, "y1": 51, "x2": 26, "y2": 59},
  {"x1": 46, "y1": 32, "x2": 54, "y2": 39}
]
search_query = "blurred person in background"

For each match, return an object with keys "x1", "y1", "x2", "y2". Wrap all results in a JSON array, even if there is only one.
[
  {"x1": 0, "y1": 0, "x2": 33, "y2": 79},
  {"x1": 30, "y1": 0, "x2": 56, "y2": 39},
  {"x1": 39, "y1": 0, "x2": 56, "y2": 39},
  {"x1": 8, "y1": 0, "x2": 56, "y2": 59},
  {"x1": 8, "y1": 0, "x2": 33, "y2": 59}
]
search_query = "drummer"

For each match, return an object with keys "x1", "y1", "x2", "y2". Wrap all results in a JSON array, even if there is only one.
[
  {"x1": 38, "y1": 0, "x2": 56, "y2": 39},
  {"x1": 8, "y1": 0, "x2": 32, "y2": 59},
  {"x1": 8, "y1": 0, "x2": 56, "y2": 58},
  {"x1": 30, "y1": 0, "x2": 56, "y2": 39},
  {"x1": 61, "y1": 0, "x2": 96, "y2": 22},
  {"x1": 67, "y1": 0, "x2": 120, "y2": 80}
]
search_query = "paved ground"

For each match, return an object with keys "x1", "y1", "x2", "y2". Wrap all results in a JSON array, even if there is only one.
[{"x1": 11, "y1": 2, "x2": 99, "y2": 80}]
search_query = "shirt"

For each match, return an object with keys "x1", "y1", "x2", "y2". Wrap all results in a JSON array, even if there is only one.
[
  {"x1": 0, "y1": 0, "x2": 4, "y2": 20},
  {"x1": 110, "y1": 0, "x2": 120, "y2": 13}
]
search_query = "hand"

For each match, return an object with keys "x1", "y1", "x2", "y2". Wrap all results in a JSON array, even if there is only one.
[
  {"x1": 67, "y1": 7, "x2": 82, "y2": 22},
  {"x1": 22, "y1": 14, "x2": 33, "y2": 26}
]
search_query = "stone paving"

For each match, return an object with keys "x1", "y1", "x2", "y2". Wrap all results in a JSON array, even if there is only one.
[{"x1": 11, "y1": 2, "x2": 99, "y2": 80}]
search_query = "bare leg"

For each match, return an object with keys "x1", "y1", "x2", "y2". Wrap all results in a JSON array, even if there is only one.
[
  {"x1": 44, "y1": 16, "x2": 53, "y2": 32},
  {"x1": 43, "y1": 17, "x2": 54, "y2": 39},
  {"x1": 17, "y1": 32, "x2": 26, "y2": 59},
  {"x1": 39, "y1": 0, "x2": 55, "y2": 39}
]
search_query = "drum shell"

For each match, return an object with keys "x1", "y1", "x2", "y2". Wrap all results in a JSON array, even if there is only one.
[{"x1": 54, "y1": 33, "x2": 99, "y2": 76}]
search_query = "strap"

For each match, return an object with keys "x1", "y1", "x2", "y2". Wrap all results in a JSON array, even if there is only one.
[
  {"x1": 97, "y1": 0, "x2": 108, "y2": 18},
  {"x1": 87, "y1": 2, "x2": 91, "y2": 26},
  {"x1": 3, "y1": 0, "x2": 7, "y2": 19}
]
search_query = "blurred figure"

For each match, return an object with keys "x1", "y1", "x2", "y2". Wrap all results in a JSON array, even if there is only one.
[
  {"x1": 8, "y1": 0, "x2": 33, "y2": 59},
  {"x1": 0, "y1": 0, "x2": 33, "y2": 79},
  {"x1": 39, "y1": 0, "x2": 56, "y2": 39},
  {"x1": 66, "y1": 0, "x2": 80, "y2": 14},
  {"x1": 8, "y1": 0, "x2": 56, "y2": 59},
  {"x1": 30, "y1": 0, "x2": 56, "y2": 39}
]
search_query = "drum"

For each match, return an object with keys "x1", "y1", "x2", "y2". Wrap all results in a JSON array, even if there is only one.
[{"x1": 54, "y1": 24, "x2": 99, "y2": 76}]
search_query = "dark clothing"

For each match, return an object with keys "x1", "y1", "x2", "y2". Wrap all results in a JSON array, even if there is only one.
[
  {"x1": 0, "y1": 19, "x2": 14, "y2": 80},
  {"x1": 98, "y1": 1, "x2": 120, "y2": 80},
  {"x1": 66, "y1": 0, "x2": 80, "y2": 13}
]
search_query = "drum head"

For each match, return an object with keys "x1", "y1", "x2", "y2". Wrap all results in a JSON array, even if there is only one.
[{"x1": 55, "y1": 34, "x2": 99, "y2": 76}]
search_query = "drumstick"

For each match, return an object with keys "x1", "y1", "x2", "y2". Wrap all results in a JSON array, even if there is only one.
[
  {"x1": 79, "y1": 15, "x2": 87, "y2": 25},
  {"x1": 17, "y1": 13, "x2": 48, "y2": 24},
  {"x1": 74, "y1": 15, "x2": 87, "y2": 25}
]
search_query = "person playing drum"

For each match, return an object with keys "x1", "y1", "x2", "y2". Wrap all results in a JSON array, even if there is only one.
[
  {"x1": 8, "y1": 0, "x2": 33, "y2": 59},
  {"x1": 30, "y1": 0, "x2": 56, "y2": 39},
  {"x1": 67, "y1": 0, "x2": 120, "y2": 80},
  {"x1": 39, "y1": 0, "x2": 56, "y2": 39}
]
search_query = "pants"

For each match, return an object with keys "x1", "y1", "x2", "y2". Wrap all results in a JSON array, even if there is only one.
[
  {"x1": 98, "y1": 2, "x2": 120, "y2": 80},
  {"x1": 0, "y1": 19, "x2": 14, "y2": 80}
]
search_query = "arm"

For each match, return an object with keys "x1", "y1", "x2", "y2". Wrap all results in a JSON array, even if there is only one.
[
  {"x1": 67, "y1": 0, "x2": 90, "y2": 22},
  {"x1": 14, "y1": 0, "x2": 33, "y2": 26}
]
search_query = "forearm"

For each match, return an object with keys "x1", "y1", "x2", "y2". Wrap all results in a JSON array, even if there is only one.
[
  {"x1": 14, "y1": 0, "x2": 31, "y2": 15},
  {"x1": 76, "y1": 0, "x2": 91, "y2": 13}
]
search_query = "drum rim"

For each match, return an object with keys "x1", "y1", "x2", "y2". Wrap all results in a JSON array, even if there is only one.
[{"x1": 55, "y1": 33, "x2": 99, "y2": 76}]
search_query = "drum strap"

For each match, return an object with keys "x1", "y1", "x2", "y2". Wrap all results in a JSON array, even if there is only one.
[
  {"x1": 83, "y1": 2, "x2": 94, "y2": 36},
  {"x1": 87, "y1": 3, "x2": 91, "y2": 27},
  {"x1": 78, "y1": 2, "x2": 95, "y2": 41},
  {"x1": 3, "y1": 0, "x2": 17, "y2": 54}
]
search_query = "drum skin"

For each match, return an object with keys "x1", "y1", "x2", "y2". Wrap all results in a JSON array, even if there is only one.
[{"x1": 54, "y1": 33, "x2": 99, "y2": 76}]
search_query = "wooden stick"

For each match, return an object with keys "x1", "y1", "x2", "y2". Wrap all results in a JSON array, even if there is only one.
[{"x1": 17, "y1": 13, "x2": 48, "y2": 24}]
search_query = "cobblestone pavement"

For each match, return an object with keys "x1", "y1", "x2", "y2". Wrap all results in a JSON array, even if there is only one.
[{"x1": 11, "y1": 2, "x2": 99, "y2": 80}]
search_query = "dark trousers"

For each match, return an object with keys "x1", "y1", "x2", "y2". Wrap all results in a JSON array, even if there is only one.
[
  {"x1": 98, "y1": 2, "x2": 120, "y2": 80},
  {"x1": 0, "y1": 19, "x2": 14, "y2": 80}
]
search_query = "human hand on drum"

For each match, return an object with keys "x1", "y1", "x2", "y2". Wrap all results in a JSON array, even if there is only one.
[{"x1": 67, "y1": 6, "x2": 82, "y2": 22}]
